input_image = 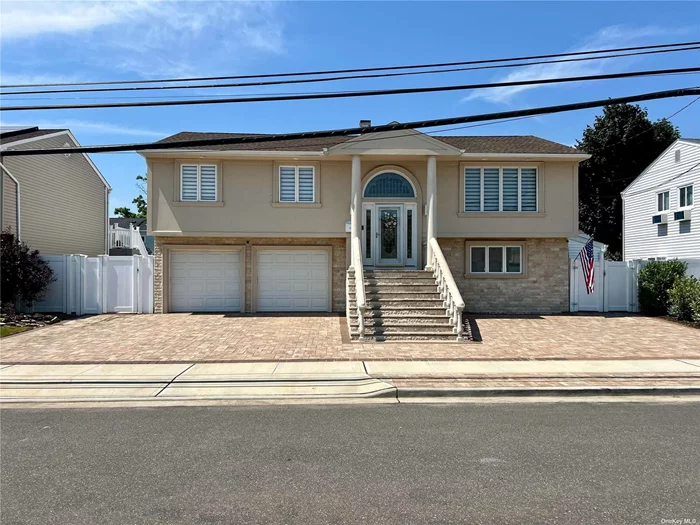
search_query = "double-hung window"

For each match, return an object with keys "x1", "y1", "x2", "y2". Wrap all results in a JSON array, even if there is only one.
[
  {"x1": 180, "y1": 164, "x2": 217, "y2": 202},
  {"x1": 470, "y1": 246, "x2": 522, "y2": 274},
  {"x1": 279, "y1": 166, "x2": 315, "y2": 203},
  {"x1": 657, "y1": 191, "x2": 669, "y2": 212},
  {"x1": 679, "y1": 185, "x2": 694, "y2": 208},
  {"x1": 464, "y1": 167, "x2": 538, "y2": 212}
]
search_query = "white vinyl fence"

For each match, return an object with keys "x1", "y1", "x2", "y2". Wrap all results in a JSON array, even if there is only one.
[
  {"x1": 570, "y1": 257, "x2": 700, "y2": 313},
  {"x1": 29, "y1": 255, "x2": 154, "y2": 314}
]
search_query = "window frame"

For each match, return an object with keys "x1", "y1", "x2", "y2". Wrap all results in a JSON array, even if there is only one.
[
  {"x1": 468, "y1": 245, "x2": 523, "y2": 275},
  {"x1": 679, "y1": 184, "x2": 694, "y2": 209},
  {"x1": 278, "y1": 165, "x2": 316, "y2": 204},
  {"x1": 180, "y1": 163, "x2": 218, "y2": 202},
  {"x1": 461, "y1": 165, "x2": 540, "y2": 213},
  {"x1": 657, "y1": 190, "x2": 670, "y2": 212}
]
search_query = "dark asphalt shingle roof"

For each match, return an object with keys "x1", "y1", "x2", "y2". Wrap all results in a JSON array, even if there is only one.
[
  {"x1": 155, "y1": 131, "x2": 583, "y2": 155},
  {"x1": 110, "y1": 217, "x2": 147, "y2": 230},
  {"x1": 0, "y1": 128, "x2": 67, "y2": 145}
]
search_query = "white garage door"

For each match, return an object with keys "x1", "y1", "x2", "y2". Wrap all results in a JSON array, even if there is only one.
[
  {"x1": 169, "y1": 250, "x2": 242, "y2": 312},
  {"x1": 257, "y1": 250, "x2": 329, "y2": 312}
]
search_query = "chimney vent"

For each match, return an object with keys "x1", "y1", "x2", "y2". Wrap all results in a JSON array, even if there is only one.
[{"x1": 359, "y1": 119, "x2": 371, "y2": 128}]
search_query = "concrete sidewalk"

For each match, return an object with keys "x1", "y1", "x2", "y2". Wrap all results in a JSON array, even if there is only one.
[{"x1": 2, "y1": 359, "x2": 700, "y2": 404}]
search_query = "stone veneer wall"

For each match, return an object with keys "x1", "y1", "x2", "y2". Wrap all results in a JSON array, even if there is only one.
[
  {"x1": 438, "y1": 238, "x2": 569, "y2": 314},
  {"x1": 154, "y1": 237, "x2": 347, "y2": 314}
]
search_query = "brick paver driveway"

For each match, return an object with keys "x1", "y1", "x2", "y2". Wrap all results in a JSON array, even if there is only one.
[{"x1": 1, "y1": 313, "x2": 699, "y2": 364}]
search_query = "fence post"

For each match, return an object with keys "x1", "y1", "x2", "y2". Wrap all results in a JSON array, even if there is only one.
[
  {"x1": 602, "y1": 259, "x2": 608, "y2": 313},
  {"x1": 569, "y1": 259, "x2": 578, "y2": 312},
  {"x1": 100, "y1": 255, "x2": 109, "y2": 314}
]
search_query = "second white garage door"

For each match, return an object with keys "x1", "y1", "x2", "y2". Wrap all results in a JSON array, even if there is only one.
[
  {"x1": 256, "y1": 249, "x2": 329, "y2": 312},
  {"x1": 169, "y1": 250, "x2": 242, "y2": 312}
]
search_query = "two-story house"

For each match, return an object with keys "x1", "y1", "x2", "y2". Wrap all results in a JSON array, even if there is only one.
[
  {"x1": 622, "y1": 138, "x2": 699, "y2": 261},
  {"x1": 142, "y1": 125, "x2": 588, "y2": 341},
  {"x1": 1, "y1": 126, "x2": 111, "y2": 256}
]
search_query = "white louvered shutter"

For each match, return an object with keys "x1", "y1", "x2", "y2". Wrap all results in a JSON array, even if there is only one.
[
  {"x1": 199, "y1": 166, "x2": 216, "y2": 201},
  {"x1": 483, "y1": 168, "x2": 500, "y2": 211},
  {"x1": 464, "y1": 168, "x2": 481, "y2": 211},
  {"x1": 298, "y1": 167, "x2": 314, "y2": 202},
  {"x1": 521, "y1": 168, "x2": 537, "y2": 211},
  {"x1": 502, "y1": 168, "x2": 519, "y2": 211},
  {"x1": 280, "y1": 167, "x2": 296, "y2": 202},
  {"x1": 181, "y1": 165, "x2": 198, "y2": 201}
]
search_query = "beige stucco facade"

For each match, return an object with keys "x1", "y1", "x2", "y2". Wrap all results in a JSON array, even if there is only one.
[
  {"x1": 1, "y1": 133, "x2": 109, "y2": 256},
  {"x1": 143, "y1": 131, "x2": 585, "y2": 314}
]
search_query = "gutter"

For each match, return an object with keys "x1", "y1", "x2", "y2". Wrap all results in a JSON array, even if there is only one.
[{"x1": 0, "y1": 161, "x2": 21, "y2": 239}]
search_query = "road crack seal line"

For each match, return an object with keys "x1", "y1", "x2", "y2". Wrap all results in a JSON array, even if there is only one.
[{"x1": 154, "y1": 363, "x2": 196, "y2": 397}]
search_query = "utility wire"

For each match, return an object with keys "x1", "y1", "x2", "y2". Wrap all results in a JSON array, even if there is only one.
[
  {"x1": 3, "y1": 67, "x2": 699, "y2": 112},
  {"x1": 3, "y1": 86, "x2": 699, "y2": 156},
  {"x1": 4, "y1": 40, "x2": 700, "y2": 88},
  {"x1": 4, "y1": 45, "x2": 699, "y2": 96}
]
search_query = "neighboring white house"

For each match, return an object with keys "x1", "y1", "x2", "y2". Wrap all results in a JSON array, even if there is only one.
[
  {"x1": 621, "y1": 138, "x2": 699, "y2": 261},
  {"x1": 568, "y1": 231, "x2": 606, "y2": 262}
]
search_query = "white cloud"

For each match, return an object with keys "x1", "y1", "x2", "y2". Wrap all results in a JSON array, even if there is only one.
[
  {"x1": 0, "y1": 119, "x2": 166, "y2": 138},
  {"x1": 463, "y1": 24, "x2": 696, "y2": 104},
  {"x1": 1, "y1": 1, "x2": 286, "y2": 77}
]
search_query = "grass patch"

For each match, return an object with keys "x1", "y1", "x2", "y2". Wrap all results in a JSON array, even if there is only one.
[{"x1": 0, "y1": 326, "x2": 33, "y2": 337}]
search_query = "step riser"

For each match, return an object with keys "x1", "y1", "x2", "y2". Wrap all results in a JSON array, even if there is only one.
[
  {"x1": 351, "y1": 325, "x2": 454, "y2": 334},
  {"x1": 351, "y1": 335, "x2": 457, "y2": 341},
  {"x1": 350, "y1": 318, "x2": 449, "y2": 325},
  {"x1": 351, "y1": 302, "x2": 445, "y2": 309},
  {"x1": 363, "y1": 273, "x2": 434, "y2": 279},
  {"x1": 350, "y1": 285, "x2": 439, "y2": 293},
  {"x1": 350, "y1": 309, "x2": 447, "y2": 316},
  {"x1": 365, "y1": 294, "x2": 442, "y2": 300}
]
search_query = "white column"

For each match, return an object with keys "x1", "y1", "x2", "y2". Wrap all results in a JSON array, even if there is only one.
[
  {"x1": 425, "y1": 155, "x2": 437, "y2": 269},
  {"x1": 350, "y1": 155, "x2": 362, "y2": 265}
]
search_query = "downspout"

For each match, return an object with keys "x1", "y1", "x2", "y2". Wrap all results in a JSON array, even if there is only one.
[
  {"x1": 0, "y1": 161, "x2": 21, "y2": 240},
  {"x1": 104, "y1": 186, "x2": 111, "y2": 254}
]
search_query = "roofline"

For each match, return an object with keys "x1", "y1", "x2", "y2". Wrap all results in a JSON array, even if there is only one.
[
  {"x1": 0, "y1": 129, "x2": 111, "y2": 190},
  {"x1": 677, "y1": 138, "x2": 700, "y2": 148},
  {"x1": 0, "y1": 130, "x2": 68, "y2": 149},
  {"x1": 139, "y1": 149, "x2": 588, "y2": 160}
]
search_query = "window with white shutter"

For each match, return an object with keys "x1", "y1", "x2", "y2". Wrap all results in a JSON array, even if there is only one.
[
  {"x1": 180, "y1": 164, "x2": 217, "y2": 202},
  {"x1": 463, "y1": 167, "x2": 538, "y2": 213},
  {"x1": 279, "y1": 166, "x2": 316, "y2": 203}
]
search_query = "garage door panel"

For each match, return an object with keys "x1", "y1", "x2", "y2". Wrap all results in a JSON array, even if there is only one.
[
  {"x1": 170, "y1": 250, "x2": 242, "y2": 312},
  {"x1": 256, "y1": 249, "x2": 329, "y2": 312}
]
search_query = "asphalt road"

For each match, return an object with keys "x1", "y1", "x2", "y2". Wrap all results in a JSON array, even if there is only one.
[{"x1": 2, "y1": 402, "x2": 699, "y2": 525}]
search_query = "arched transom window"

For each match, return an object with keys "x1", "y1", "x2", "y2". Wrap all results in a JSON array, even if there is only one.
[{"x1": 363, "y1": 172, "x2": 415, "y2": 198}]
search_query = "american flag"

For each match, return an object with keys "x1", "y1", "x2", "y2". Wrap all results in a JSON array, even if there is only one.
[{"x1": 578, "y1": 238, "x2": 595, "y2": 294}]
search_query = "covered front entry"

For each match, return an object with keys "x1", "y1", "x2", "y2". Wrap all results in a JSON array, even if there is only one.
[
  {"x1": 360, "y1": 169, "x2": 419, "y2": 268},
  {"x1": 362, "y1": 203, "x2": 418, "y2": 267}
]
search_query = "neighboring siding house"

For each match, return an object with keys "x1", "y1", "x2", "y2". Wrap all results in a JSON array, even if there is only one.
[
  {"x1": 621, "y1": 138, "x2": 699, "y2": 261},
  {"x1": 0, "y1": 127, "x2": 111, "y2": 256},
  {"x1": 142, "y1": 126, "x2": 588, "y2": 336}
]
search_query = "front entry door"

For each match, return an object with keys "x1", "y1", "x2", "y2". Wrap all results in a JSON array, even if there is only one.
[{"x1": 377, "y1": 206, "x2": 401, "y2": 265}]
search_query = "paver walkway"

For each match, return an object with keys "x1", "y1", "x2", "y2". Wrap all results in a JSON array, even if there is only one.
[{"x1": 1, "y1": 313, "x2": 699, "y2": 363}]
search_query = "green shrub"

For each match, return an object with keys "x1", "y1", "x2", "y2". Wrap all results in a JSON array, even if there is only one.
[
  {"x1": 638, "y1": 260, "x2": 687, "y2": 316},
  {"x1": 668, "y1": 276, "x2": 700, "y2": 323},
  {"x1": 0, "y1": 230, "x2": 54, "y2": 308}
]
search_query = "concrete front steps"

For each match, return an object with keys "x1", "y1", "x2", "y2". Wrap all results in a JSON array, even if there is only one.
[{"x1": 347, "y1": 269, "x2": 459, "y2": 342}]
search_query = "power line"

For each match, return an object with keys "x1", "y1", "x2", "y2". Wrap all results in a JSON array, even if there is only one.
[
  {"x1": 3, "y1": 67, "x2": 699, "y2": 112},
  {"x1": 4, "y1": 40, "x2": 699, "y2": 89},
  {"x1": 4, "y1": 45, "x2": 699, "y2": 96},
  {"x1": 3, "y1": 86, "x2": 699, "y2": 156}
]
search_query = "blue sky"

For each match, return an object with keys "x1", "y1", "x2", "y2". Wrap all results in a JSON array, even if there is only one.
[{"x1": 1, "y1": 1, "x2": 699, "y2": 212}]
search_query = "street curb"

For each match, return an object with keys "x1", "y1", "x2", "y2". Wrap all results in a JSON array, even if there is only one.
[{"x1": 395, "y1": 386, "x2": 700, "y2": 398}]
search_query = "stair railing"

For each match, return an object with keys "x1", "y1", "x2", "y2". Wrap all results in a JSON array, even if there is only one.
[
  {"x1": 429, "y1": 238, "x2": 465, "y2": 340},
  {"x1": 351, "y1": 236, "x2": 366, "y2": 341}
]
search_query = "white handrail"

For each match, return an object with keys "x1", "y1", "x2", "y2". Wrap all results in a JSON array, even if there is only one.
[
  {"x1": 351, "y1": 236, "x2": 366, "y2": 341},
  {"x1": 130, "y1": 224, "x2": 149, "y2": 256},
  {"x1": 429, "y1": 238, "x2": 465, "y2": 340},
  {"x1": 109, "y1": 223, "x2": 149, "y2": 256}
]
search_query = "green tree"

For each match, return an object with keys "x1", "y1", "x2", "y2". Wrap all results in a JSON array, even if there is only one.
[
  {"x1": 113, "y1": 206, "x2": 137, "y2": 218},
  {"x1": 576, "y1": 104, "x2": 679, "y2": 259},
  {"x1": 113, "y1": 174, "x2": 147, "y2": 219}
]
